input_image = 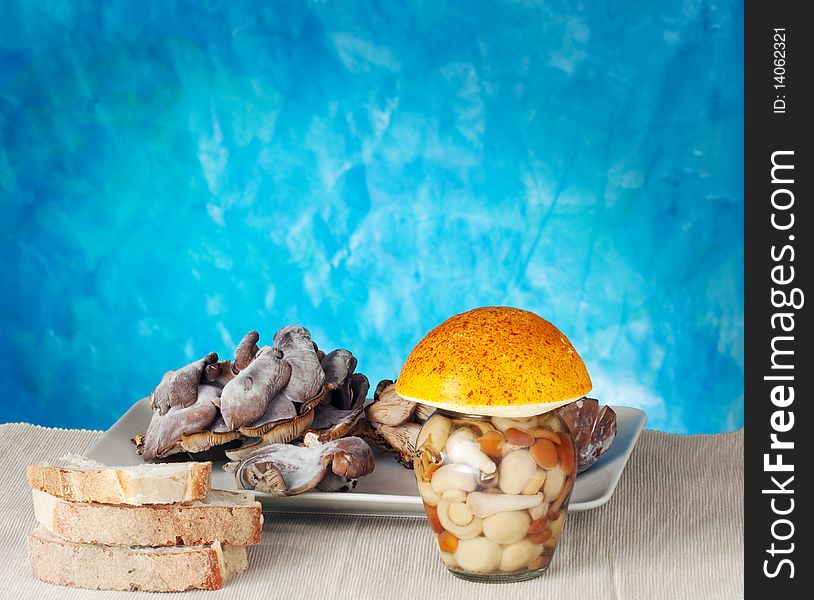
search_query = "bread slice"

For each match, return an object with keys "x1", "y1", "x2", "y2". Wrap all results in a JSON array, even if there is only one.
[
  {"x1": 26, "y1": 459, "x2": 211, "y2": 505},
  {"x1": 32, "y1": 488, "x2": 263, "y2": 546},
  {"x1": 28, "y1": 527, "x2": 247, "y2": 592}
]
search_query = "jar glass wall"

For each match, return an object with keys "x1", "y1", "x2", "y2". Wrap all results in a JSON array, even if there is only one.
[{"x1": 414, "y1": 409, "x2": 577, "y2": 583}]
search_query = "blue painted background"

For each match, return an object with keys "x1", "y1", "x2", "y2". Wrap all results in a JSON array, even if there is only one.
[{"x1": 0, "y1": 1, "x2": 743, "y2": 433}]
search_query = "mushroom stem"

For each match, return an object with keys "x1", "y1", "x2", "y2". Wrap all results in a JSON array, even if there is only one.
[
  {"x1": 445, "y1": 429, "x2": 497, "y2": 475},
  {"x1": 466, "y1": 492, "x2": 544, "y2": 519},
  {"x1": 436, "y1": 500, "x2": 483, "y2": 539}
]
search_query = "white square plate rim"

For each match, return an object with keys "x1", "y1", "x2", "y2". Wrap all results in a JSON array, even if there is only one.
[{"x1": 84, "y1": 399, "x2": 646, "y2": 516}]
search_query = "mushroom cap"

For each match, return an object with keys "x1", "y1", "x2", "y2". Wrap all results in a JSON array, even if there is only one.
[{"x1": 395, "y1": 306, "x2": 592, "y2": 417}]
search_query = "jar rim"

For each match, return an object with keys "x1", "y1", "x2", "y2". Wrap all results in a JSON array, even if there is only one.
[{"x1": 432, "y1": 407, "x2": 493, "y2": 420}]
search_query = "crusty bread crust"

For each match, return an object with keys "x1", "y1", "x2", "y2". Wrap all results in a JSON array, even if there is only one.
[
  {"x1": 27, "y1": 527, "x2": 247, "y2": 592},
  {"x1": 26, "y1": 462, "x2": 211, "y2": 505},
  {"x1": 33, "y1": 489, "x2": 263, "y2": 546}
]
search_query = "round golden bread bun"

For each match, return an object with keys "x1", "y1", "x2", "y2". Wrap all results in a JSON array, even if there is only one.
[{"x1": 395, "y1": 306, "x2": 592, "y2": 417}]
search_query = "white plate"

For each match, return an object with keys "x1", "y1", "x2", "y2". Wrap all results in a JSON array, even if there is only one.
[{"x1": 85, "y1": 399, "x2": 646, "y2": 515}]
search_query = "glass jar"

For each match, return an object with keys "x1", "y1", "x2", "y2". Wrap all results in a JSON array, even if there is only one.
[{"x1": 414, "y1": 408, "x2": 577, "y2": 583}]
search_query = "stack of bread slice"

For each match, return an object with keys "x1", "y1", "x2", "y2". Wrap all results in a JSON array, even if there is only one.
[{"x1": 26, "y1": 458, "x2": 262, "y2": 592}]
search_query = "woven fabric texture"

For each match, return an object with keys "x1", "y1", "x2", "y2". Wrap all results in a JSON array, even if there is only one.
[{"x1": 0, "y1": 423, "x2": 743, "y2": 599}]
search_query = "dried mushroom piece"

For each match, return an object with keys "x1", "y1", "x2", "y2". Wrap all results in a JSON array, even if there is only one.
[
  {"x1": 134, "y1": 325, "x2": 373, "y2": 483},
  {"x1": 138, "y1": 384, "x2": 220, "y2": 461},
  {"x1": 313, "y1": 340, "x2": 326, "y2": 362},
  {"x1": 321, "y1": 349, "x2": 358, "y2": 409},
  {"x1": 306, "y1": 374, "x2": 369, "y2": 443},
  {"x1": 373, "y1": 379, "x2": 394, "y2": 401},
  {"x1": 228, "y1": 437, "x2": 375, "y2": 496},
  {"x1": 346, "y1": 417, "x2": 390, "y2": 452},
  {"x1": 273, "y1": 326, "x2": 326, "y2": 405},
  {"x1": 220, "y1": 346, "x2": 292, "y2": 431},
  {"x1": 244, "y1": 396, "x2": 297, "y2": 429},
  {"x1": 233, "y1": 330, "x2": 260, "y2": 373},
  {"x1": 366, "y1": 394, "x2": 416, "y2": 426},
  {"x1": 414, "y1": 403, "x2": 436, "y2": 422},
  {"x1": 226, "y1": 409, "x2": 317, "y2": 461},
  {"x1": 556, "y1": 397, "x2": 618, "y2": 473},
  {"x1": 321, "y1": 349, "x2": 357, "y2": 391},
  {"x1": 204, "y1": 359, "x2": 235, "y2": 389},
  {"x1": 377, "y1": 423, "x2": 421, "y2": 466},
  {"x1": 358, "y1": 380, "x2": 430, "y2": 468},
  {"x1": 182, "y1": 413, "x2": 243, "y2": 460},
  {"x1": 150, "y1": 352, "x2": 219, "y2": 415},
  {"x1": 589, "y1": 404, "x2": 618, "y2": 467}
]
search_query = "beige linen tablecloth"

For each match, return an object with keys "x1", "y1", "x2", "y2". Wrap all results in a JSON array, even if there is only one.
[{"x1": 0, "y1": 423, "x2": 743, "y2": 600}]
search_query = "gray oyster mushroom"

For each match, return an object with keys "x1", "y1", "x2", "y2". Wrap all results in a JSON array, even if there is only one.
[
  {"x1": 225, "y1": 410, "x2": 317, "y2": 462},
  {"x1": 150, "y1": 352, "x2": 219, "y2": 415},
  {"x1": 233, "y1": 330, "x2": 260, "y2": 373},
  {"x1": 244, "y1": 395, "x2": 297, "y2": 428},
  {"x1": 312, "y1": 340, "x2": 326, "y2": 362},
  {"x1": 182, "y1": 412, "x2": 244, "y2": 460},
  {"x1": 272, "y1": 326, "x2": 326, "y2": 405},
  {"x1": 226, "y1": 380, "x2": 327, "y2": 462},
  {"x1": 219, "y1": 345, "x2": 292, "y2": 431},
  {"x1": 305, "y1": 373, "x2": 369, "y2": 444},
  {"x1": 321, "y1": 349, "x2": 359, "y2": 409},
  {"x1": 414, "y1": 403, "x2": 436, "y2": 422},
  {"x1": 203, "y1": 359, "x2": 235, "y2": 389},
  {"x1": 227, "y1": 436, "x2": 375, "y2": 496},
  {"x1": 321, "y1": 349, "x2": 357, "y2": 390},
  {"x1": 138, "y1": 384, "x2": 220, "y2": 461},
  {"x1": 134, "y1": 326, "x2": 373, "y2": 482}
]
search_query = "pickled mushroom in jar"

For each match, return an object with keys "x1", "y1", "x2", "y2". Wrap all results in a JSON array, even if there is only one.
[{"x1": 396, "y1": 307, "x2": 595, "y2": 580}]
